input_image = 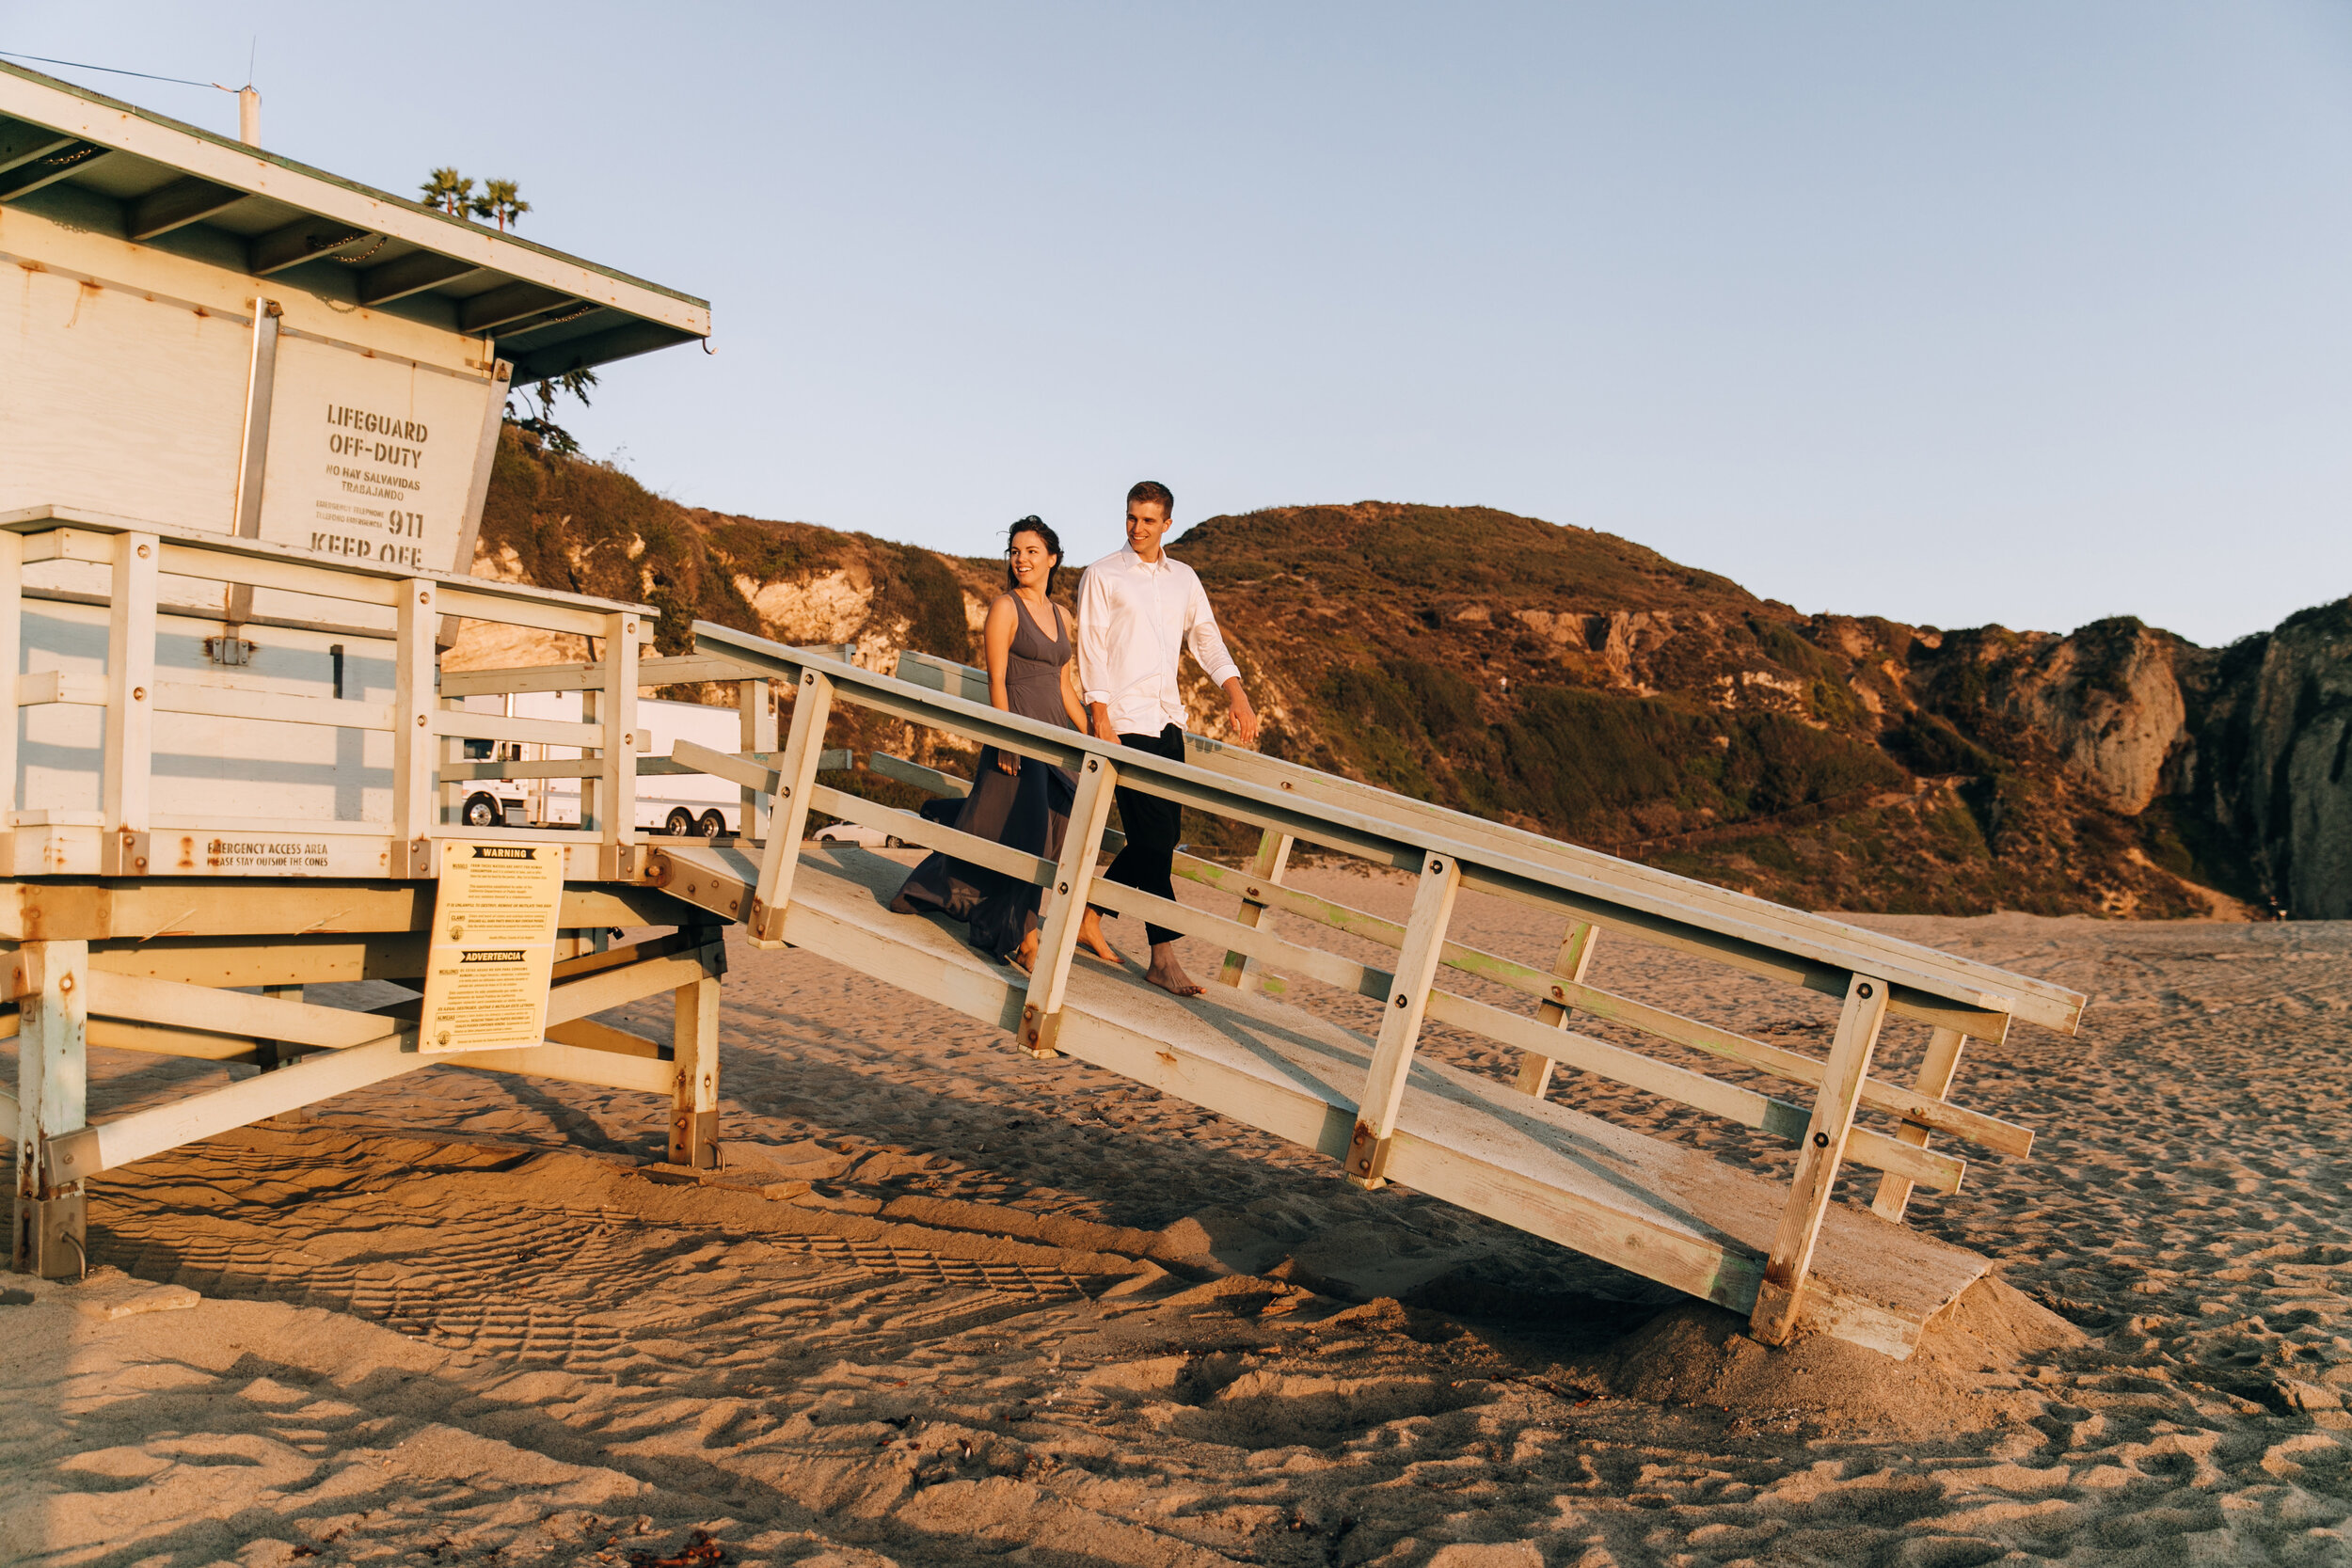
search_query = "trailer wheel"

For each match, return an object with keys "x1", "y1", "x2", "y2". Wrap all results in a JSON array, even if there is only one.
[
  {"x1": 665, "y1": 808, "x2": 696, "y2": 836},
  {"x1": 696, "y1": 810, "x2": 726, "y2": 838},
  {"x1": 462, "y1": 793, "x2": 503, "y2": 829}
]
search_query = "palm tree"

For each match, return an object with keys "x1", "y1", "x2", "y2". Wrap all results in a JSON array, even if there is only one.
[
  {"x1": 472, "y1": 179, "x2": 531, "y2": 232},
  {"x1": 507, "y1": 368, "x2": 600, "y2": 455},
  {"x1": 420, "y1": 166, "x2": 474, "y2": 217}
]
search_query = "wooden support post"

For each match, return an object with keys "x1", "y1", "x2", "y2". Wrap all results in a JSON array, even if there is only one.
[
  {"x1": 0, "y1": 531, "x2": 19, "y2": 822},
  {"x1": 230, "y1": 299, "x2": 282, "y2": 538},
  {"x1": 1869, "y1": 1023, "x2": 1979, "y2": 1222},
  {"x1": 668, "y1": 971, "x2": 722, "y2": 1167},
  {"x1": 390, "y1": 580, "x2": 437, "y2": 858},
  {"x1": 1018, "y1": 754, "x2": 1117, "y2": 1058},
  {"x1": 439, "y1": 697, "x2": 467, "y2": 826},
  {"x1": 262, "y1": 984, "x2": 309, "y2": 1126},
  {"x1": 1750, "y1": 972, "x2": 1890, "y2": 1345},
  {"x1": 597, "y1": 610, "x2": 641, "y2": 879},
  {"x1": 437, "y1": 356, "x2": 511, "y2": 649},
  {"x1": 739, "y1": 677, "x2": 775, "y2": 842},
  {"x1": 748, "y1": 669, "x2": 834, "y2": 946},
  {"x1": 101, "y1": 532, "x2": 158, "y2": 874},
  {"x1": 12, "y1": 941, "x2": 88, "y2": 1277},
  {"x1": 1217, "y1": 830, "x2": 1294, "y2": 991},
  {"x1": 225, "y1": 297, "x2": 281, "y2": 627},
  {"x1": 1346, "y1": 850, "x2": 1461, "y2": 1188},
  {"x1": 579, "y1": 685, "x2": 602, "y2": 839},
  {"x1": 1513, "y1": 921, "x2": 1601, "y2": 1097}
]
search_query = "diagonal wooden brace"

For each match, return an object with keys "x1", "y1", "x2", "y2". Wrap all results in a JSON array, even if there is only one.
[
  {"x1": 1869, "y1": 1022, "x2": 1984, "y2": 1222},
  {"x1": 1513, "y1": 919, "x2": 1600, "y2": 1097},
  {"x1": 1018, "y1": 755, "x2": 1117, "y2": 1058},
  {"x1": 1346, "y1": 850, "x2": 1461, "y2": 1188},
  {"x1": 1750, "y1": 971, "x2": 1890, "y2": 1344},
  {"x1": 748, "y1": 669, "x2": 834, "y2": 947},
  {"x1": 1217, "y1": 830, "x2": 1294, "y2": 991}
]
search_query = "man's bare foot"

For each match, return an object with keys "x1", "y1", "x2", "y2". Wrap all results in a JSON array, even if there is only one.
[
  {"x1": 1078, "y1": 911, "x2": 1123, "y2": 966},
  {"x1": 1143, "y1": 942, "x2": 1203, "y2": 997}
]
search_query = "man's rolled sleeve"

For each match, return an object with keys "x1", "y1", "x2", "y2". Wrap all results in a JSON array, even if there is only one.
[
  {"x1": 1184, "y1": 572, "x2": 1242, "y2": 689},
  {"x1": 1076, "y1": 565, "x2": 1115, "y2": 707}
]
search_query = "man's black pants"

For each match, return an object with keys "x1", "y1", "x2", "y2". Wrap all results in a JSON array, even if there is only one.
[{"x1": 1104, "y1": 724, "x2": 1186, "y2": 947}]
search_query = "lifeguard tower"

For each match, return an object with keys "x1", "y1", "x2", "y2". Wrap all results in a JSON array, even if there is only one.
[
  {"x1": 0, "y1": 61, "x2": 724, "y2": 1275},
  {"x1": 4, "y1": 61, "x2": 2088, "y2": 1359}
]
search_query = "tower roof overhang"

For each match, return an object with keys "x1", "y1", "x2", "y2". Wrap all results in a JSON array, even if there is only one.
[{"x1": 0, "y1": 60, "x2": 709, "y2": 382}]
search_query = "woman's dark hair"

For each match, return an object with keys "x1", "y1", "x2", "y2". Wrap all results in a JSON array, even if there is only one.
[{"x1": 1006, "y1": 515, "x2": 1063, "y2": 594}]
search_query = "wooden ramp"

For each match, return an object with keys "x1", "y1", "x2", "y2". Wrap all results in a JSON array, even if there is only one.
[
  {"x1": 639, "y1": 626, "x2": 2086, "y2": 1361},
  {"x1": 653, "y1": 838, "x2": 1994, "y2": 1359}
]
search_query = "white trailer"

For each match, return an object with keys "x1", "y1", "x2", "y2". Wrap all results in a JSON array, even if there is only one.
[{"x1": 450, "y1": 692, "x2": 753, "y2": 836}]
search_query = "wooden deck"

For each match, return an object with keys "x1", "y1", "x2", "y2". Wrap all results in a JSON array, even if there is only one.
[{"x1": 657, "y1": 838, "x2": 1994, "y2": 1359}]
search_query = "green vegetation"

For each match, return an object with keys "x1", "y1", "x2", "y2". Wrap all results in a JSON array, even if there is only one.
[
  {"x1": 1311, "y1": 656, "x2": 1899, "y2": 847},
  {"x1": 1881, "y1": 711, "x2": 2003, "y2": 778},
  {"x1": 874, "y1": 541, "x2": 975, "y2": 663}
]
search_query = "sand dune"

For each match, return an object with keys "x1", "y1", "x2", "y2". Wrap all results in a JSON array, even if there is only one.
[{"x1": 5, "y1": 854, "x2": 2349, "y2": 1565}]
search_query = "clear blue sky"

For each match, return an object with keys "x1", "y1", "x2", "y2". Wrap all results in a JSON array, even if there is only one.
[{"x1": 11, "y1": 3, "x2": 2350, "y2": 646}]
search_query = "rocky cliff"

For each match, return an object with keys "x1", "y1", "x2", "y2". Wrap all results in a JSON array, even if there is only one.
[
  {"x1": 2169, "y1": 602, "x2": 2352, "y2": 919},
  {"x1": 460, "y1": 433, "x2": 2346, "y2": 918}
]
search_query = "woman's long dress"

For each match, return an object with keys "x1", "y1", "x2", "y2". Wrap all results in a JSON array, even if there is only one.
[{"x1": 888, "y1": 602, "x2": 1077, "y2": 960}]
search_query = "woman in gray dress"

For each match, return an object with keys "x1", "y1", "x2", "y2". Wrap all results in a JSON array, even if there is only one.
[{"x1": 889, "y1": 518, "x2": 1122, "y2": 973}]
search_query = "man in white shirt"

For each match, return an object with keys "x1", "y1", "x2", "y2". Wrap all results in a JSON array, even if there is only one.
[{"x1": 1077, "y1": 481, "x2": 1259, "y2": 997}]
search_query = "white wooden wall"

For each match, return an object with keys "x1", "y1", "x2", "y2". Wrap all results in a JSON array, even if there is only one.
[{"x1": 0, "y1": 204, "x2": 498, "y2": 582}]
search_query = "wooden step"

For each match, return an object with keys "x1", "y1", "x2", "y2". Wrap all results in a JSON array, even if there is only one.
[{"x1": 659, "y1": 841, "x2": 1993, "y2": 1358}]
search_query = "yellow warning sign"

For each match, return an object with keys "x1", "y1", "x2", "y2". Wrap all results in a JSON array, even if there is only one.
[{"x1": 416, "y1": 841, "x2": 565, "y2": 1053}]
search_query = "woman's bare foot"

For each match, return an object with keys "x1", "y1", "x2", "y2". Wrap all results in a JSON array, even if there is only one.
[
  {"x1": 1143, "y1": 941, "x2": 1204, "y2": 997},
  {"x1": 1012, "y1": 931, "x2": 1040, "y2": 974},
  {"x1": 1078, "y1": 911, "x2": 1123, "y2": 966}
]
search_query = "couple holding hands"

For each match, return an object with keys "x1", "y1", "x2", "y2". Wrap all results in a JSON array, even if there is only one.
[{"x1": 890, "y1": 480, "x2": 1258, "y2": 998}]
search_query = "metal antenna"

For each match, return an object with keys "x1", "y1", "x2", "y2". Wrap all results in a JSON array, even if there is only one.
[{"x1": 236, "y1": 38, "x2": 259, "y2": 146}]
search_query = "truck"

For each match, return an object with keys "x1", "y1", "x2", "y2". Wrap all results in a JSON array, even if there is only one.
[{"x1": 448, "y1": 691, "x2": 753, "y2": 836}]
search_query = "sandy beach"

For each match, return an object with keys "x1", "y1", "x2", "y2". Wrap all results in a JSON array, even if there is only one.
[{"x1": 5, "y1": 853, "x2": 2349, "y2": 1566}]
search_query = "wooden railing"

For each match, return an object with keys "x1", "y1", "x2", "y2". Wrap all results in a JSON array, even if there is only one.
[
  {"x1": 673, "y1": 622, "x2": 2084, "y2": 1345},
  {"x1": 1, "y1": 509, "x2": 657, "y2": 879}
]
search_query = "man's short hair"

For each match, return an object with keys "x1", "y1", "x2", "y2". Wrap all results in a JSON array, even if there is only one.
[{"x1": 1126, "y1": 480, "x2": 1174, "y2": 517}]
